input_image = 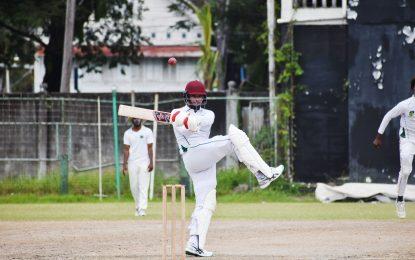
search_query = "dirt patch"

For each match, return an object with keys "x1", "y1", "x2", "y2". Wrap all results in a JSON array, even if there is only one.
[{"x1": 1, "y1": 220, "x2": 415, "y2": 259}]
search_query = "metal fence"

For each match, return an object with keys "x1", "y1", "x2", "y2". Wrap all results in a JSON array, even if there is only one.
[
  {"x1": 0, "y1": 92, "x2": 275, "y2": 197},
  {"x1": 2, "y1": 97, "x2": 146, "y2": 174}
]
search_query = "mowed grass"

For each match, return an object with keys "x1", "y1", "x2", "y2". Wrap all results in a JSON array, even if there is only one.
[{"x1": 0, "y1": 202, "x2": 414, "y2": 221}]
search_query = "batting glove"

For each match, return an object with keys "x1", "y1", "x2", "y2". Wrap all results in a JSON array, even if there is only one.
[
  {"x1": 184, "y1": 114, "x2": 200, "y2": 132},
  {"x1": 170, "y1": 110, "x2": 187, "y2": 126}
]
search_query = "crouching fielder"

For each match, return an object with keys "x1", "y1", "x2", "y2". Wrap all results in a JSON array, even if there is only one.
[
  {"x1": 373, "y1": 77, "x2": 415, "y2": 219},
  {"x1": 170, "y1": 80, "x2": 284, "y2": 257}
]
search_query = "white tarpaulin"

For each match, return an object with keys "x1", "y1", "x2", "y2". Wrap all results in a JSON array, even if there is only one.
[{"x1": 315, "y1": 183, "x2": 415, "y2": 203}]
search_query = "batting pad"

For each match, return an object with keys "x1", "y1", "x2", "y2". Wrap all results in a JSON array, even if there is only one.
[
  {"x1": 228, "y1": 124, "x2": 274, "y2": 178},
  {"x1": 315, "y1": 183, "x2": 415, "y2": 203},
  {"x1": 196, "y1": 189, "x2": 216, "y2": 250}
]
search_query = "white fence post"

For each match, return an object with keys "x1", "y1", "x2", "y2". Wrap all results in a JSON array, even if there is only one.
[
  {"x1": 226, "y1": 86, "x2": 239, "y2": 168},
  {"x1": 149, "y1": 93, "x2": 159, "y2": 200},
  {"x1": 97, "y1": 97, "x2": 103, "y2": 200}
]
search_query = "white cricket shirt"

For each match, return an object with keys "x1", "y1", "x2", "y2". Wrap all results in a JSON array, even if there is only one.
[
  {"x1": 123, "y1": 126, "x2": 154, "y2": 165},
  {"x1": 172, "y1": 106, "x2": 215, "y2": 153},
  {"x1": 378, "y1": 96, "x2": 415, "y2": 139}
]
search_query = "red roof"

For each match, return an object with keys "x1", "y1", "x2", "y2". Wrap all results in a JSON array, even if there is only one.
[{"x1": 35, "y1": 45, "x2": 202, "y2": 58}]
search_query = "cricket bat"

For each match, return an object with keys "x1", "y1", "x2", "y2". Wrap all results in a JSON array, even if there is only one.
[{"x1": 118, "y1": 105, "x2": 171, "y2": 124}]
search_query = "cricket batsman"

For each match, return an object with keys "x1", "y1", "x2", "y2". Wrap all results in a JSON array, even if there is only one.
[
  {"x1": 373, "y1": 77, "x2": 415, "y2": 218},
  {"x1": 170, "y1": 80, "x2": 284, "y2": 257}
]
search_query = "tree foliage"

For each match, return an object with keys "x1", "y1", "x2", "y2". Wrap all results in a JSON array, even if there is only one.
[
  {"x1": 226, "y1": 0, "x2": 271, "y2": 91},
  {"x1": 275, "y1": 43, "x2": 303, "y2": 84},
  {"x1": 0, "y1": 0, "x2": 147, "y2": 92},
  {"x1": 169, "y1": 0, "x2": 274, "y2": 91},
  {"x1": 195, "y1": 4, "x2": 218, "y2": 90},
  {"x1": 168, "y1": 0, "x2": 218, "y2": 90}
]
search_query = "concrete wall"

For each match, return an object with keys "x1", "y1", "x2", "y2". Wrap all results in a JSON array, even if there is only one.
[
  {"x1": 293, "y1": 25, "x2": 348, "y2": 183},
  {"x1": 348, "y1": 0, "x2": 415, "y2": 183}
]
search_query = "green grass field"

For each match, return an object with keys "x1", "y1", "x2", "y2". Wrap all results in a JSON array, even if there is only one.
[
  {"x1": 0, "y1": 168, "x2": 313, "y2": 201},
  {"x1": 1, "y1": 202, "x2": 414, "y2": 221},
  {"x1": 2, "y1": 169, "x2": 413, "y2": 223}
]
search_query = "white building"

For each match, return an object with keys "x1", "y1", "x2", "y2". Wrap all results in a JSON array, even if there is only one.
[
  {"x1": 279, "y1": 0, "x2": 347, "y2": 25},
  {"x1": 34, "y1": 0, "x2": 203, "y2": 93}
]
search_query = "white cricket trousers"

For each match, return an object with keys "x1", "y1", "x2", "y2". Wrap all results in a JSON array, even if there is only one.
[
  {"x1": 182, "y1": 135, "x2": 234, "y2": 246},
  {"x1": 398, "y1": 137, "x2": 415, "y2": 197},
  {"x1": 128, "y1": 160, "x2": 150, "y2": 210}
]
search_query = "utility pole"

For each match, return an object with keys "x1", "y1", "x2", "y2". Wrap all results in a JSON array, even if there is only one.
[
  {"x1": 267, "y1": 0, "x2": 277, "y2": 165},
  {"x1": 267, "y1": 0, "x2": 276, "y2": 128},
  {"x1": 60, "y1": 0, "x2": 76, "y2": 92}
]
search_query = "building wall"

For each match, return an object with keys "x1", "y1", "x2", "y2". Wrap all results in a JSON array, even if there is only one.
[
  {"x1": 34, "y1": 57, "x2": 200, "y2": 93},
  {"x1": 279, "y1": 1, "x2": 349, "y2": 182},
  {"x1": 33, "y1": 0, "x2": 203, "y2": 93},
  {"x1": 140, "y1": 0, "x2": 202, "y2": 45},
  {"x1": 78, "y1": 57, "x2": 200, "y2": 93},
  {"x1": 348, "y1": 0, "x2": 415, "y2": 183},
  {"x1": 282, "y1": 0, "x2": 415, "y2": 183},
  {"x1": 279, "y1": 0, "x2": 347, "y2": 25},
  {"x1": 293, "y1": 25, "x2": 348, "y2": 182}
]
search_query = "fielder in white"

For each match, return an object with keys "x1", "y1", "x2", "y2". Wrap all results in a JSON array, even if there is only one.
[
  {"x1": 123, "y1": 118, "x2": 154, "y2": 217},
  {"x1": 170, "y1": 80, "x2": 284, "y2": 257},
  {"x1": 373, "y1": 77, "x2": 415, "y2": 219}
]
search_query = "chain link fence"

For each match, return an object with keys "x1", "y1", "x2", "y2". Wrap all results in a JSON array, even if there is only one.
[{"x1": 0, "y1": 92, "x2": 275, "y2": 197}]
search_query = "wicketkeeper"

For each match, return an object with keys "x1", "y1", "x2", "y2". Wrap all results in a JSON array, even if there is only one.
[{"x1": 170, "y1": 80, "x2": 284, "y2": 257}]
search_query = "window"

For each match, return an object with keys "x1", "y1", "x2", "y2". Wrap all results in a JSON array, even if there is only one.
[
  {"x1": 182, "y1": 33, "x2": 186, "y2": 39},
  {"x1": 293, "y1": 0, "x2": 343, "y2": 8},
  {"x1": 151, "y1": 32, "x2": 156, "y2": 38},
  {"x1": 279, "y1": 0, "x2": 346, "y2": 24},
  {"x1": 166, "y1": 32, "x2": 171, "y2": 39},
  {"x1": 197, "y1": 33, "x2": 202, "y2": 38}
]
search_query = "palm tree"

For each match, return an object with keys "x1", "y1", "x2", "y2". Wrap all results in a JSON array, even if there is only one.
[{"x1": 175, "y1": 1, "x2": 218, "y2": 90}]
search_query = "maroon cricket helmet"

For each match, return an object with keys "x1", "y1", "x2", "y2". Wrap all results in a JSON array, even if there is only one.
[
  {"x1": 185, "y1": 80, "x2": 207, "y2": 95},
  {"x1": 184, "y1": 80, "x2": 207, "y2": 111}
]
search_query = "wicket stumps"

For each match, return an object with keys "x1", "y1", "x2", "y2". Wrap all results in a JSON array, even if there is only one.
[{"x1": 162, "y1": 185, "x2": 186, "y2": 260}]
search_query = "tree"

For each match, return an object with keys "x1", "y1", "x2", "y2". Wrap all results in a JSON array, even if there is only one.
[
  {"x1": 212, "y1": 0, "x2": 230, "y2": 91},
  {"x1": 169, "y1": 0, "x2": 219, "y2": 90},
  {"x1": 169, "y1": 0, "x2": 274, "y2": 91},
  {"x1": 226, "y1": 0, "x2": 271, "y2": 91},
  {"x1": 0, "y1": 0, "x2": 147, "y2": 92},
  {"x1": 195, "y1": 3, "x2": 219, "y2": 90}
]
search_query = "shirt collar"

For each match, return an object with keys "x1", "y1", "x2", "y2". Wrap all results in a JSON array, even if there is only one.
[{"x1": 184, "y1": 105, "x2": 204, "y2": 113}]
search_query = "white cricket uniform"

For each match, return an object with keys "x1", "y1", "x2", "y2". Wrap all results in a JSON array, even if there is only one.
[
  {"x1": 172, "y1": 106, "x2": 235, "y2": 249},
  {"x1": 123, "y1": 126, "x2": 154, "y2": 210},
  {"x1": 378, "y1": 96, "x2": 415, "y2": 196}
]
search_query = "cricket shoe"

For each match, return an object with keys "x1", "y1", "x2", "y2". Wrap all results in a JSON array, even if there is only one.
[
  {"x1": 257, "y1": 165, "x2": 284, "y2": 189},
  {"x1": 396, "y1": 201, "x2": 406, "y2": 219},
  {"x1": 185, "y1": 244, "x2": 213, "y2": 257},
  {"x1": 135, "y1": 209, "x2": 146, "y2": 217},
  {"x1": 138, "y1": 209, "x2": 146, "y2": 216}
]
